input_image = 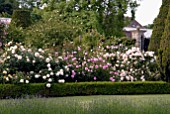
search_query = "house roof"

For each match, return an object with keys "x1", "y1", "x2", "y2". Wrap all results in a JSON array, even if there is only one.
[
  {"x1": 144, "y1": 29, "x2": 152, "y2": 39},
  {"x1": 124, "y1": 17, "x2": 153, "y2": 39},
  {"x1": 123, "y1": 27, "x2": 147, "y2": 32},
  {"x1": 123, "y1": 27, "x2": 152, "y2": 39}
]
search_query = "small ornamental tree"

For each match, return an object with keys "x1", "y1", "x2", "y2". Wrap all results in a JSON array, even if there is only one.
[
  {"x1": 148, "y1": 0, "x2": 170, "y2": 54},
  {"x1": 12, "y1": 10, "x2": 32, "y2": 28},
  {"x1": 158, "y1": 7, "x2": 170, "y2": 82}
]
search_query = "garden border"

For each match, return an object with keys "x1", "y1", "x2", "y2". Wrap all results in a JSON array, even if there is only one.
[{"x1": 0, "y1": 81, "x2": 170, "y2": 98}]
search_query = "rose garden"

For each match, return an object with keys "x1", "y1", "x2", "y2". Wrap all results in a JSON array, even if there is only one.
[{"x1": 0, "y1": 0, "x2": 170, "y2": 114}]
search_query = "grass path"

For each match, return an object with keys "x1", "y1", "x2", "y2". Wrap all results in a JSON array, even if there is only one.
[{"x1": 0, "y1": 95, "x2": 170, "y2": 114}]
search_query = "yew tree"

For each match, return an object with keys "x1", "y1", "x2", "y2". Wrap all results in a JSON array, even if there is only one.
[
  {"x1": 158, "y1": 6, "x2": 170, "y2": 82},
  {"x1": 148, "y1": 0, "x2": 170, "y2": 54}
]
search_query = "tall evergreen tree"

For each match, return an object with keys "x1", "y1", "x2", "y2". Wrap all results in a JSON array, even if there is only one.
[
  {"x1": 148, "y1": 0, "x2": 170, "y2": 54},
  {"x1": 158, "y1": 7, "x2": 170, "y2": 82}
]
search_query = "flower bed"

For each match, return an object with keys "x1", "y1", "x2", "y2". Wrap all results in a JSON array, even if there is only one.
[{"x1": 0, "y1": 41, "x2": 159, "y2": 87}]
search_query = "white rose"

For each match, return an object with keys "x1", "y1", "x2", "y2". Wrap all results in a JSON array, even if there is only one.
[
  {"x1": 45, "y1": 58, "x2": 51, "y2": 63},
  {"x1": 47, "y1": 63, "x2": 51, "y2": 68},
  {"x1": 17, "y1": 55, "x2": 22, "y2": 60},
  {"x1": 46, "y1": 74, "x2": 50, "y2": 78},
  {"x1": 3, "y1": 70, "x2": 7, "y2": 74},
  {"x1": 43, "y1": 76, "x2": 47, "y2": 80},
  {"x1": 50, "y1": 72, "x2": 54, "y2": 75},
  {"x1": 48, "y1": 78, "x2": 52, "y2": 82},
  {"x1": 58, "y1": 79, "x2": 65, "y2": 83},
  {"x1": 20, "y1": 79, "x2": 24, "y2": 83},
  {"x1": 27, "y1": 59, "x2": 30, "y2": 62},
  {"x1": 35, "y1": 52, "x2": 40, "y2": 57},
  {"x1": 58, "y1": 56, "x2": 63, "y2": 60},
  {"x1": 25, "y1": 80, "x2": 29, "y2": 84},
  {"x1": 32, "y1": 60, "x2": 36, "y2": 63},
  {"x1": 30, "y1": 71, "x2": 34, "y2": 74},
  {"x1": 38, "y1": 48, "x2": 44, "y2": 53},
  {"x1": 56, "y1": 72, "x2": 59, "y2": 76},
  {"x1": 13, "y1": 45, "x2": 18, "y2": 50},
  {"x1": 6, "y1": 77, "x2": 9, "y2": 81},
  {"x1": 11, "y1": 50, "x2": 15, "y2": 54},
  {"x1": 28, "y1": 49, "x2": 32, "y2": 52},
  {"x1": 46, "y1": 83, "x2": 51, "y2": 88},
  {"x1": 35, "y1": 74, "x2": 40, "y2": 78},
  {"x1": 48, "y1": 68, "x2": 52, "y2": 71}
]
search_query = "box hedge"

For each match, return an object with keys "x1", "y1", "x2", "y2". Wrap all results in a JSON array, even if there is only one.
[
  {"x1": 0, "y1": 82, "x2": 170, "y2": 99},
  {"x1": 12, "y1": 10, "x2": 31, "y2": 28}
]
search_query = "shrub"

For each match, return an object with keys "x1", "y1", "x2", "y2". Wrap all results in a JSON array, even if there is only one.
[
  {"x1": 0, "y1": 82, "x2": 170, "y2": 98},
  {"x1": 6, "y1": 22, "x2": 25, "y2": 43},
  {"x1": 12, "y1": 10, "x2": 32, "y2": 28},
  {"x1": 0, "y1": 42, "x2": 67, "y2": 85},
  {"x1": 73, "y1": 30, "x2": 104, "y2": 51},
  {"x1": 24, "y1": 12, "x2": 80, "y2": 49},
  {"x1": 0, "y1": 23, "x2": 6, "y2": 48},
  {"x1": 62, "y1": 40, "x2": 159, "y2": 82},
  {"x1": 0, "y1": 40, "x2": 159, "y2": 87}
]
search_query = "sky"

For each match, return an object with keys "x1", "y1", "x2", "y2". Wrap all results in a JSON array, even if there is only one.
[{"x1": 125, "y1": 0, "x2": 162, "y2": 26}]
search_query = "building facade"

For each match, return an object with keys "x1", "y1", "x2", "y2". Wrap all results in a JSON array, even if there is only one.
[{"x1": 123, "y1": 19, "x2": 152, "y2": 51}]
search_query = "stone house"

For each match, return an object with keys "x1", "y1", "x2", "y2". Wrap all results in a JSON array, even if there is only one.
[{"x1": 123, "y1": 19, "x2": 152, "y2": 51}]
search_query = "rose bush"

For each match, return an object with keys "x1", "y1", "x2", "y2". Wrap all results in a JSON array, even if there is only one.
[
  {"x1": 0, "y1": 42, "x2": 68, "y2": 87},
  {"x1": 0, "y1": 40, "x2": 160, "y2": 87}
]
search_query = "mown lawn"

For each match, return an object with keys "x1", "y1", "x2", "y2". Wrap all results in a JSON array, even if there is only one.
[{"x1": 0, "y1": 95, "x2": 170, "y2": 114}]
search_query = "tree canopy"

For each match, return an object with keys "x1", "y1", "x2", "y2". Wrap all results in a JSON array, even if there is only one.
[
  {"x1": 43, "y1": 0, "x2": 140, "y2": 37},
  {"x1": 5, "y1": 0, "x2": 140, "y2": 50}
]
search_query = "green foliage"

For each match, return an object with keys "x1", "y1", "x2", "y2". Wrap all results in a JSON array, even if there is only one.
[
  {"x1": 102, "y1": 37, "x2": 136, "y2": 48},
  {"x1": 0, "y1": 12, "x2": 11, "y2": 18},
  {"x1": 148, "y1": 0, "x2": 169, "y2": 54},
  {"x1": 12, "y1": 10, "x2": 32, "y2": 28},
  {"x1": 46, "y1": 0, "x2": 139, "y2": 37},
  {"x1": 6, "y1": 22, "x2": 25, "y2": 43},
  {"x1": 73, "y1": 31, "x2": 136, "y2": 52},
  {"x1": 0, "y1": 42, "x2": 69, "y2": 84},
  {"x1": 0, "y1": 23, "x2": 6, "y2": 48},
  {"x1": 0, "y1": 0, "x2": 19, "y2": 15},
  {"x1": 73, "y1": 30, "x2": 104, "y2": 51},
  {"x1": 0, "y1": 82, "x2": 170, "y2": 98},
  {"x1": 59, "y1": 10, "x2": 101, "y2": 34},
  {"x1": 24, "y1": 11, "x2": 80, "y2": 49},
  {"x1": 158, "y1": 7, "x2": 170, "y2": 82},
  {"x1": 144, "y1": 24, "x2": 154, "y2": 29}
]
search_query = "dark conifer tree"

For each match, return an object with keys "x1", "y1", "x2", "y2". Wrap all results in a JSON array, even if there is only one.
[
  {"x1": 148, "y1": 0, "x2": 170, "y2": 54},
  {"x1": 158, "y1": 6, "x2": 170, "y2": 82}
]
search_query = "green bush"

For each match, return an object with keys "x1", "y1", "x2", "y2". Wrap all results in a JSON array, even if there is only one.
[
  {"x1": 0, "y1": 82, "x2": 170, "y2": 98},
  {"x1": 0, "y1": 40, "x2": 159, "y2": 85},
  {"x1": 0, "y1": 42, "x2": 68, "y2": 84},
  {"x1": 24, "y1": 13, "x2": 80, "y2": 49},
  {"x1": 12, "y1": 10, "x2": 32, "y2": 28},
  {"x1": 73, "y1": 30, "x2": 104, "y2": 51},
  {"x1": 6, "y1": 22, "x2": 25, "y2": 43}
]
